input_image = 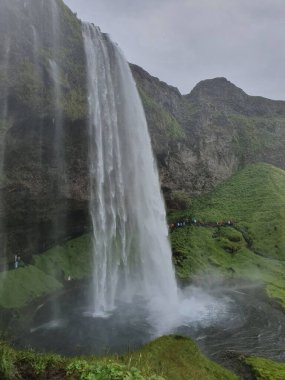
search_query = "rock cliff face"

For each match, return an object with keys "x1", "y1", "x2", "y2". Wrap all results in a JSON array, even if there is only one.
[
  {"x1": 131, "y1": 66, "x2": 285, "y2": 198},
  {"x1": 0, "y1": 0, "x2": 90, "y2": 258},
  {"x1": 1, "y1": 0, "x2": 285, "y2": 259}
]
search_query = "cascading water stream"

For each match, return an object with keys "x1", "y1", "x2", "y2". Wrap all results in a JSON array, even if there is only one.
[
  {"x1": 0, "y1": 37, "x2": 10, "y2": 269},
  {"x1": 49, "y1": 0, "x2": 66, "y2": 191},
  {"x1": 83, "y1": 23, "x2": 179, "y2": 330}
]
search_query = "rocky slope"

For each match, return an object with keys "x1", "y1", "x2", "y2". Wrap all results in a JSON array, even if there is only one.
[
  {"x1": 131, "y1": 65, "x2": 285, "y2": 199},
  {"x1": 0, "y1": 0, "x2": 285, "y2": 259}
]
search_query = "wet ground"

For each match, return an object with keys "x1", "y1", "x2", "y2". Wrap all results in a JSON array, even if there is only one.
[{"x1": 11, "y1": 280, "x2": 285, "y2": 363}]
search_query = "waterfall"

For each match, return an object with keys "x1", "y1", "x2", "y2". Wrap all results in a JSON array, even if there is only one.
[
  {"x1": 0, "y1": 37, "x2": 10, "y2": 268},
  {"x1": 49, "y1": 0, "x2": 66, "y2": 190},
  {"x1": 83, "y1": 23, "x2": 179, "y2": 327}
]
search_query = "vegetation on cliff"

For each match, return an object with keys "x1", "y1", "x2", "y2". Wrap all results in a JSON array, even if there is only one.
[
  {"x1": 170, "y1": 163, "x2": 285, "y2": 308},
  {"x1": 0, "y1": 0, "x2": 87, "y2": 125},
  {"x1": 133, "y1": 66, "x2": 285, "y2": 196},
  {"x1": 138, "y1": 86, "x2": 185, "y2": 142}
]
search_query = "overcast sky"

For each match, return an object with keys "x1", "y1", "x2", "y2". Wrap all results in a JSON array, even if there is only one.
[{"x1": 64, "y1": 0, "x2": 285, "y2": 100}]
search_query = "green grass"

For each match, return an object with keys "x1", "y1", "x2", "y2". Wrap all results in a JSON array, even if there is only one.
[
  {"x1": 0, "y1": 342, "x2": 18, "y2": 380},
  {"x1": 32, "y1": 234, "x2": 92, "y2": 281},
  {"x1": 0, "y1": 336, "x2": 240, "y2": 380},
  {"x1": 0, "y1": 266, "x2": 62, "y2": 309},
  {"x1": 118, "y1": 336, "x2": 239, "y2": 380},
  {"x1": 170, "y1": 163, "x2": 285, "y2": 307},
  {"x1": 0, "y1": 235, "x2": 92, "y2": 309},
  {"x1": 171, "y1": 163, "x2": 285, "y2": 260},
  {"x1": 245, "y1": 356, "x2": 285, "y2": 380}
]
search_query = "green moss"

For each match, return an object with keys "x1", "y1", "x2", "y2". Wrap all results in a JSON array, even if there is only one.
[
  {"x1": 12, "y1": 59, "x2": 46, "y2": 112},
  {"x1": 176, "y1": 163, "x2": 285, "y2": 260},
  {"x1": 119, "y1": 336, "x2": 239, "y2": 380},
  {"x1": 0, "y1": 266, "x2": 62, "y2": 309},
  {"x1": 32, "y1": 234, "x2": 93, "y2": 281},
  {"x1": 266, "y1": 284, "x2": 285, "y2": 309},
  {"x1": 58, "y1": 0, "x2": 82, "y2": 42},
  {"x1": 245, "y1": 356, "x2": 285, "y2": 380},
  {"x1": 138, "y1": 86, "x2": 185, "y2": 141},
  {"x1": 170, "y1": 164, "x2": 285, "y2": 307},
  {"x1": 0, "y1": 235, "x2": 92, "y2": 309},
  {"x1": 229, "y1": 115, "x2": 285, "y2": 165},
  {"x1": 4, "y1": 0, "x2": 87, "y2": 122},
  {"x1": 63, "y1": 88, "x2": 87, "y2": 121},
  {"x1": 170, "y1": 191, "x2": 192, "y2": 209}
]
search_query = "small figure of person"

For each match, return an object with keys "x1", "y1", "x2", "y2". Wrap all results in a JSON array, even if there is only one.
[{"x1": 17, "y1": 256, "x2": 25, "y2": 268}]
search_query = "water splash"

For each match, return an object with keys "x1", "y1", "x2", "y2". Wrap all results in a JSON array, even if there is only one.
[{"x1": 83, "y1": 24, "x2": 179, "y2": 327}]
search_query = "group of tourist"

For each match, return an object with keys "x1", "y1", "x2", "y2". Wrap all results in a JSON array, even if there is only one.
[{"x1": 168, "y1": 218, "x2": 233, "y2": 232}]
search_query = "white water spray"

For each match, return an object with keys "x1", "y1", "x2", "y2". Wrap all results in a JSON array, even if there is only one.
[{"x1": 83, "y1": 24, "x2": 179, "y2": 327}]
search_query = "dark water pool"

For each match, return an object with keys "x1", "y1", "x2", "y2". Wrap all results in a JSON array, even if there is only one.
[{"x1": 12, "y1": 281, "x2": 285, "y2": 363}]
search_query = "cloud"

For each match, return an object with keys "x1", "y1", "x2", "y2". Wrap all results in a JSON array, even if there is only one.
[{"x1": 64, "y1": 0, "x2": 285, "y2": 99}]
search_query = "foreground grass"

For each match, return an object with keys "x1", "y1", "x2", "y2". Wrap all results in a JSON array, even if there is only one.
[
  {"x1": 170, "y1": 163, "x2": 285, "y2": 308},
  {"x1": 118, "y1": 336, "x2": 239, "y2": 380},
  {"x1": 0, "y1": 336, "x2": 239, "y2": 380},
  {"x1": 245, "y1": 357, "x2": 285, "y2": 380}
]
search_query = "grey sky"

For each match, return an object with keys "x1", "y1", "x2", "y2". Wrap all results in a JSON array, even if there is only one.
[{"x1": 64, "y1": 0, "x2": 285, "y2": 100}]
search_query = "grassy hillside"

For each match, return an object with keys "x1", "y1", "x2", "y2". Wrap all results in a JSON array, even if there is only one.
[
  {"x1": 170, "y1": 163, "x2": 285, "y2": 307},
  {"x1": 0, "y1": 234, "x2": 92, "y2": 309}
]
